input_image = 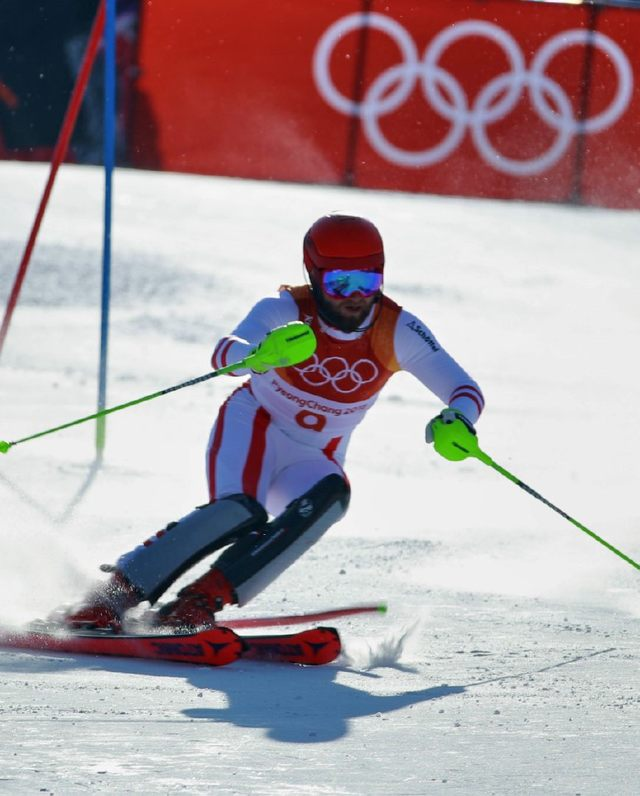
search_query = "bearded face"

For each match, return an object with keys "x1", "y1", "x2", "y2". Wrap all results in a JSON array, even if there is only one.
[{"x1": 310, "y1": 277, "x2": 380, "y2": 333}]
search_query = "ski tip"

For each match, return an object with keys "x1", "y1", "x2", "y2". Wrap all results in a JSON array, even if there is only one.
[
  {"x1": 0, "y1": 440, "x2": 12, "y2": 454},
  {"x1": 377, "y1": 603, "x2": 388, "y2": 614}
]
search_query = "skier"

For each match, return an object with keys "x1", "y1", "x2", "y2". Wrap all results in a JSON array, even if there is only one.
[{"x1": 64, "y1": 213, "x2": 484, "y2": 632}]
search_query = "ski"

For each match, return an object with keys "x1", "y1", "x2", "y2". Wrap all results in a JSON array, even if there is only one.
[
  {"x1": 241, "y1": 626, "x2": 341, "y2": 665},
  {"x1": 0, "y1": 625, "x2": 243, "y2": 667},
  {"x1": 0, "y1": 624, "x2": 341, "y2": 667}
]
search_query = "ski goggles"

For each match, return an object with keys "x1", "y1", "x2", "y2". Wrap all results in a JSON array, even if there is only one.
[{"x1": 321, "y1": 269, "x2": 383, "y2": 299}]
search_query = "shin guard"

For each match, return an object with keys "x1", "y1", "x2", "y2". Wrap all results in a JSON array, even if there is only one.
[
  {"x1": 213, "y1": 474, "x2": 350, "y2": 606},
  {"x1": 116, "y1": 494, "x2": 267, "y2": 603}
]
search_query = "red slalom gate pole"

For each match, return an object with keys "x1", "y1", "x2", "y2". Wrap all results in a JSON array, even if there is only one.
[
  {"x1": 0, "y1": 0, "x2": 106, "y2": 360},
  {"x1": 222, "y1": 603, "x2": 388, "y2": 630}
]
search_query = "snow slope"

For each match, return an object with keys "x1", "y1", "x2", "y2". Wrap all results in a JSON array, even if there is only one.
[{"x1": 0, "y1": 162, "x2": 638, "y2": 794}]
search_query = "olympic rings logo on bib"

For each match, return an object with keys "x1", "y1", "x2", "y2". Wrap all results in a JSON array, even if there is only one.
[
  {"x1": 313, "y1": 15, "x2": 633, "y2": 176},
  {"x1": 295, "y1": 354, "x2": 379, "y2": 394}
]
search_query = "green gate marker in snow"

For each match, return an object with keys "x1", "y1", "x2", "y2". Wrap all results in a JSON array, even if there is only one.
[
  {"x1": 0, "y1": 322, "x2": 315, "y2": 456},
  {"x1": 430, "y1": 415, "x2": 640, "y2": 572}
]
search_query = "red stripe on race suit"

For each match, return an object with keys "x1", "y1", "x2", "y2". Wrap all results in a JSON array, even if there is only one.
[
  {"x1": 207, "y1": 383, "x2": 252, "y2": 499},
  {"x1": 322, "y1": 436, "x2": 342, "y2": 462},
  {"x1": 322, "y1": 435, "x2": 349, "y2": 487},
  {"x1": 212, "y1": 337, "x2": 235, "y2": 370},
  {"x1": 449, "y1": 383, "x2": 484, "y2": 407},
  {"x1": 211, "y1": 339, "x2": 223, "y2": 369},
  {"x1": 242, "y1": 405, "x2": 271, "y2": 498},
  {"x1": 211, "y1": 339, "x2": 222, "y2": 369},
  {"x1": 221, "y1": 338, "x2": 235, "y2": 367},
  {"x1": 207, "y1": 398, "x2": 229, "y2": 500},
  {"x1": 449, "y1": 385, "x2": 484, "y2": 416}
]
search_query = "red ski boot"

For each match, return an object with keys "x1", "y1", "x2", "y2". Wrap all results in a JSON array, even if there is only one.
[
  {"x1": 62, "y1": 571, "x2": 142, "y2": 633},
  {"x1": 154, "y1": 568, "x2": 236, "y2": 631}
]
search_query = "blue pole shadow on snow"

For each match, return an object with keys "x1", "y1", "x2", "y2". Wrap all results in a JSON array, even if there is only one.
[{"x1": 0, "y1": 454, "x2": 103, "y2": 523}]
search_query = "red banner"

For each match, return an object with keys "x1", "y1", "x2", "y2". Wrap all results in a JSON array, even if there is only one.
[
  {"x1": 339, "y1": 1, "x2": 590, "y2": 202},
  {"x1": 580, "y1": 7, "x2": 640, "y2": 209},
  {"x1": 129, "y1": 0, "x2": 361, "y2": 182},
  {"x1": 129, "y1": 0, "x2": 639, "y2": 209}
]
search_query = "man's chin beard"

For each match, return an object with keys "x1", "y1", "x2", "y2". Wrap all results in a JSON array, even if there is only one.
[
  {"x1": 335, "y1": 311, "x2": 370, "y2": 333},
  {"x1": 316, "y1": 295, "x2": 370, "y2": 332}
]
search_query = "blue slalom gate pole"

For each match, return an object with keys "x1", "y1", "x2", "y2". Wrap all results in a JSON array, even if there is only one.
[{"x1": 96, "y1": 0, "x2": 116, "y2": 456}]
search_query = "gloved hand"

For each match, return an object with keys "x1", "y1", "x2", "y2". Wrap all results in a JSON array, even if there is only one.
[
  {"x1": 250, "y1": 353, "x2": 272, "y2": 374},
  {"x1": 249, "y1": 321, "x2": 316, "y2": 374},
  {"x1": 425, "y1": 408, "x2": 477, "y2": 461},
  {"x1": 249, "y1": 326, "x2": 280, "y2": 373},
  {"x1": 425, "y1": 408, "x2": 475, "y2": 443}
]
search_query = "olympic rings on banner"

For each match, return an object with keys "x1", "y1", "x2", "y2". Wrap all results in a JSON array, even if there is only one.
[{"x1": 313, "y1": 15, "x2": 633, "y2": 176}]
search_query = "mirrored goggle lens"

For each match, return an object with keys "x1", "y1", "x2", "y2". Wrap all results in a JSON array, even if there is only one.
[{"x1": 322, "y1": 270, "x2": 383, "y2": 298}]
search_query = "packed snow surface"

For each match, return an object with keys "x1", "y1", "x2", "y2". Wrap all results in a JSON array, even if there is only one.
[{"x1": 0, "y1": 162, "x2": 638, "y2": 794}]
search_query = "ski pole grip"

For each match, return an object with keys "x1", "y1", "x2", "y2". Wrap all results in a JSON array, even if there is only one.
[
  {"x1": 247, "y1": 321, "x2": 317, "y2": 373},
  {"x1": 431, "y1": 416, "x2": 481, "y2": 462}
]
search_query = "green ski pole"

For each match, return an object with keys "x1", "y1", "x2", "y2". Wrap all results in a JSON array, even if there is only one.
[
  {"x1": 1, "y1": 321, "x2": 316, "y2": 455},
  {"x1": 430, "y1": 415, "x2": 640, "y2": 572}
]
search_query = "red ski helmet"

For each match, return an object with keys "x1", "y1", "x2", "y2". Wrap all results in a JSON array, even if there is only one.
[{"x1": 303, "y1": 214, "x2": 384, "y2": 275}]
